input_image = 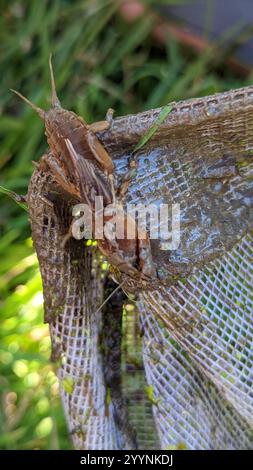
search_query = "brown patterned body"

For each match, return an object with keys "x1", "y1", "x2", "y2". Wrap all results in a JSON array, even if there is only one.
[{"x1": 12, "y1": 56, "x2": 156, "y2": 285}]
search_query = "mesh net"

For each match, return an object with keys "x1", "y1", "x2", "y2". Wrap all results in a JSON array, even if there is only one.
[
  {"x1": 27, "y1": 85, "x2": 253, "y2": 450},
  {"x1": 139, "y1": 232, "x2": 253, "y2": 449}
]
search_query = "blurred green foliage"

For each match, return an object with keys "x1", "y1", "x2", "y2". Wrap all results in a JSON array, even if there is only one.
[{"x1": 0, "y1": 0, "x2": 251, "y2": 450}]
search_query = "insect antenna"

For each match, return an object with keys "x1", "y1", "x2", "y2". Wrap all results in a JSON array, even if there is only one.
[
  {"x1": 10, "y1": 89, "x2": 45, "y2": 119},
  {"x1": 49, "y1": 54, "x2": 61, "y2": 107}
]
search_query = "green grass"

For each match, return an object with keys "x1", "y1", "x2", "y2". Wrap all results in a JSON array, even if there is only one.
[{"x1": 0, "y1": 0, "x2": 251, "y2": 449}]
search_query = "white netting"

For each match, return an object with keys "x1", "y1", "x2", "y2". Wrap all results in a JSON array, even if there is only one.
[
  {"x1": 46, "y1": 230, "x2": 253, "y2": 450},
  {"x1": 138, "y1": 231, "x2": 253, "y2": 449},
  {"x1": 27, "y1": 86, "x2": 253, "y2": 450}
]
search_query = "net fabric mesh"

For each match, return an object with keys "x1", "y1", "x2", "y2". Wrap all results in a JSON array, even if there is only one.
[
  {"x1": 28, "y1": 169, "x2": 123, "y2": 450},
  {"x1": 109, "y1": 91, "x2": 253, "y2": 280},
  {"x1": 108, "y1": 87, "x2": 253, "y2": 448},
  {"x1": 138, "y1": 232, "x2": 253, "y2": 449},
  {"x1": 27, "y1": 85, "x2": 253, "y2": 449},
  {"x1": 121, "y1": 305, "x2": 159, "y2": 449}
]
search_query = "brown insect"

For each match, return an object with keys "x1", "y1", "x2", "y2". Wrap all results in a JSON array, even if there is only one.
[{"x1": 11, "y1": 56, "x2": 156, "y2": 285}]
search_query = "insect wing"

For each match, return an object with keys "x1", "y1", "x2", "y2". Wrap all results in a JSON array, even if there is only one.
[{"x1": 65, "y1": 138, "x2": 112, "y2": 207}]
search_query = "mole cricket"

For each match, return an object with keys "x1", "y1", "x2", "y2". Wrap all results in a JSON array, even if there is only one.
[{"x1": 11, "y1": 56, "x2": 157, "y2": 287}]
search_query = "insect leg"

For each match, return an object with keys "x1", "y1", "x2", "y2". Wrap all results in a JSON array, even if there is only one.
[
  {"x1": 105, "y1": 107, "x2": 114, "y2": 127},
  {"x1": 108, "y1": 173, "x2": 116, "y2": 206},
  {"x1": 138, "y1": 239, "x2": 157, "y2": 278},
  {"x1": 117, "y1": 159, "x2": 137, "y2": 201},
  {"x1": 87, "y1": 108, "x2": 115, "y2": 133}
]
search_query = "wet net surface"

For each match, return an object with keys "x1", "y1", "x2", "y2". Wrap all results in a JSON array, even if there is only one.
[{"x1": 27, "y1": 86, "x2": 253, "y2": 449}]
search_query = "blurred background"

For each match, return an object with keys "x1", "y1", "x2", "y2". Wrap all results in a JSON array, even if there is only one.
[{"x1": 0, "y1": 0, "x2": 253, "y2": 450}]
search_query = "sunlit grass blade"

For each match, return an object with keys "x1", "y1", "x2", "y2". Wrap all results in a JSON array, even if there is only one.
[{"x1": 133, "y1": 103, "x2": 174, "y2": 152}]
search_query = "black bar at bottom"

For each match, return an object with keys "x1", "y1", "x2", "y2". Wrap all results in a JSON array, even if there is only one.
[{"x1": 0, "y1": 450, "x2": 252, "y2": 467}]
